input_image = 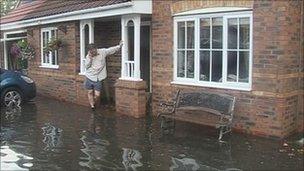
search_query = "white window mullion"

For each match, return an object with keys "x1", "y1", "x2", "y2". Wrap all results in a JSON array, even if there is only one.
[
  {"x1": 209, "y1": 17, "x2": 213, "y2": 82},
  {"x1": 48, "y1": 30, "x2": 52, "y2": 65},
  {"x1": 195, "y1": 18, "x2": 200, "y2": 82},
  {"x1": 184, "y1": 21, "x2": 187, "y2": 78},
  {"x1": 237, "y1": 18, "x2": 240, "y2": 82},
  {"x1": 223, "y1": 16, "x2": 228, "y2": 83}
]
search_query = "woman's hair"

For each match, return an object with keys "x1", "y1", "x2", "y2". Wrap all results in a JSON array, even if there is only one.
[{"x1": 88, "y1": 43, "x2": 97, "y2": 51}]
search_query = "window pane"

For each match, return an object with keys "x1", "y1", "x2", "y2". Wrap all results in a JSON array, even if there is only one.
[
  {"x1": 212, "y1": 18, "x2": 223, "y2": 49},
  {"x1": 239, "y1": 18, "x2": 250, "y2": 49},
  {"x1": 43, "y1": 52, "x2": 48, "y2": 63},
  {"x1": 177, "y1": 51, "x2": 185, "y2": 77},
  {"x1": 228, "y1": 18, "x2": 237, "y2": 49},
  {"x1": 186, "y1": 51, "x2": 194, "y2": 78},
  {"x1": 200, "y1": 51, "x2": 210, "y2": 81},
  {"x1": 186, "y1": 21, "x2": 195, "y2": 49},
  {"x1": 211, "y1": 51, "x2": 222, "y2": 82},
  {"x1": 51, "y1": 51, "x2": 56, "y2": 65},
  {"x1": 51, "y1": 30, "x2": 56, "y2": 38},
  {"x1": 177, "y1": 22, "x2": 185, "y2": 49},
  {"x1": 84, "y1": 25, "x2": 90, "y2": 58},
  {"x1": 227, "y1": 51, "x2": 237, "y2": 82},
  {"x1": 239, "y1": 51, "x2": 249, "y2": 83},
  {"x1": 200, "y1": 18, "x2": 210, "y2": 49}
]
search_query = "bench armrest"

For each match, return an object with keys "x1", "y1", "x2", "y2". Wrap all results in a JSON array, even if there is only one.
[{"x1": 160, "y1": 101, "x2": 175, "y2": 107}]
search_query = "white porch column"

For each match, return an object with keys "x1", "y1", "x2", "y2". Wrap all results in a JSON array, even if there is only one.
[
  {"x1": 80, "y1": 19, "x2": 94, "y2": 74},
  {"x1": 121, "y1": 17, "x2": 127, "y2": 78},
  {"x1": 133, "y1": 15, "x2": 141, "y2": 80},
  {"x1": 120, "y1": 14, "x2": 142, "y2": 80},
  {"x1": 3, "y1": 33, "x2": 8, "y2": 69}
]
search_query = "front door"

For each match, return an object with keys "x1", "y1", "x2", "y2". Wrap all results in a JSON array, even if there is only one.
[{"x1": 140, "y1": 25, "x2": 151, "y2": 92}]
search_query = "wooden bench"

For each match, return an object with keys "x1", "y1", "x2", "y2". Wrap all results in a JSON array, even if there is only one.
[{"x1": 157, "y1": 90, "x2": 236, "y2": 140}]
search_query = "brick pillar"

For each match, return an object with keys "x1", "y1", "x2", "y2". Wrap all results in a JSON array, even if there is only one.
[{"x1": 115, "y1": 79, "x2": 147, "y2": 118}]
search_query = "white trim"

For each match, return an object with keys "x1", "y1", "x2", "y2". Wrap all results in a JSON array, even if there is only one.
[
  {"x1": 1, "y1": 1, "x2": 152, "y2": 31},
  {"x1": 2, "y1": 30, "x2": 27, "y2": 69},
  {"x1": 1, "y1": 37, "x2": 27, "y2": 42},
  {"x1": 120, "y1": 14, "x2": 142, "y2": 80},
  {"x1": 41, "y1": 27, "x2": 58, "y2": 68},
  {"x1": 173, "y1": 11, "x2": 252, "y2": 91},
  {"x1": 174, "y1": 7, "x2": 252, "y2": 16},
  {"x1": 79, "y1": 19, "x2": 94, "y2": 74},
  {"x1": 171, "y1": 81, "x2": 251, "y2": 91},
  {"x1": 39, "y1": 65, "x2": 59, "y2": 69},
  {"x1": 3, "y1": 38, "x2": 7, "y2": 69},
  {"x1": 119, "y1": 77, "x2": 143, "y2": 81}
]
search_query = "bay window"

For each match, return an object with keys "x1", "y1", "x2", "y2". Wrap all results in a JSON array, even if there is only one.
[
  {"x1": 41, "y1": 27, "x2": 58, "y2": 68},
  {"x1": 173, "y1": 11, "x2": 252, "y2": 90}
]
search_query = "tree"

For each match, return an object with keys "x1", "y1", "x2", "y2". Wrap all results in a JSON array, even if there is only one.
[{"x1": 0, "y1": 0, "x2": 20, "y2": 17}]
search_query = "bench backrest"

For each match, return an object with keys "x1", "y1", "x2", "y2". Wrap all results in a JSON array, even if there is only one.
[{"x1": 176, "y1": 91, "x2": 235, "y2": 115}]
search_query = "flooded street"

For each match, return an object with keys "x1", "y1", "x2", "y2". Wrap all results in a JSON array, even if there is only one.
[{"x1": 1, "y1": 96, "x2": 303, "y2": 171}]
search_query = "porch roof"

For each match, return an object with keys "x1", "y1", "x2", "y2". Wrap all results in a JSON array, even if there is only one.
[
  {"x1": 1, "y1": 0, "x2": 130, "y2": 25},
  {"x1": 0, "y1": 0, "x2": 151, "y2": 31}
]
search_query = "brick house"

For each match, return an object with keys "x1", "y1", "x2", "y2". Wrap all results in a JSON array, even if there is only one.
[{"x1": 0, "y1": 0, "x2": 303, "y2": 138}]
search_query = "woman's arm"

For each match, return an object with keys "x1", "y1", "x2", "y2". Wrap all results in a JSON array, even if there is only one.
[
  {"x1": 104, "y1": 41, "x2": 123, "y2": 56},
  {"x1": 84, "y1": 54, "x2": 93, "y2": 70}
]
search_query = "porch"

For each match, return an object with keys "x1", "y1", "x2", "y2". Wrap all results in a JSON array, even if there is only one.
[
  {"x1": 1, "y1": 1, "x2": 152, "y2": 118},
  {"x1": 79, "y1": 14, "x2": 152, "y2": 117}
]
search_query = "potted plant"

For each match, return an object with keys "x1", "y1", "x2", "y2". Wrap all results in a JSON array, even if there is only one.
[
  {"x1": 9, "y1": 40, "x2": 35, "y2": 73},
  {"x1": 44, "y1": 38, "x2": 64, "y2": 52}
]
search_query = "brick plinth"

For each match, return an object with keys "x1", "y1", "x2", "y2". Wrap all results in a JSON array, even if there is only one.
[{"x1": 115, "y1": 79, "x2": 147, "y2": 118}]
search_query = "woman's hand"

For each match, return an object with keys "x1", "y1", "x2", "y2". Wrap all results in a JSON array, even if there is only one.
[{"x1": 119, "y1": 40, "x2": 123, "y2": 47}]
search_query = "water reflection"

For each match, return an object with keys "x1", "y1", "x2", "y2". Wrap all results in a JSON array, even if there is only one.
[
  {"x1": 79, "y1": 113, "x2": 120, "y2": 170},
  {"x1": 122, "y1": 148, "x2": 143, "y2": 171},
  {"x1": 41, "y1": 123, "x2": 63, "y2": 151},
  {"x1": 0, "y1": 96, "x2": 303, "y2": 170},
  {"x1": 0, "y1": 145, "x2": 33, "y2": 171},
  {"x1": 2, "y1": 105, "x2": 21, "y2": 123}
]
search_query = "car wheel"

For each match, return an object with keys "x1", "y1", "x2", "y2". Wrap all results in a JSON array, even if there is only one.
[{"x1": 1, "y1": 88, "x2": 23, "y2": 107}]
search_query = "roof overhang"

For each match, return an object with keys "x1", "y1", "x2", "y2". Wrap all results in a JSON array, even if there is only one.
[
  {"x1": 174, "y1": 7, "x2": 252, "y2": 17},
  {"x1": 0, "y1": 0, "x2": 152, "y2": 31}
]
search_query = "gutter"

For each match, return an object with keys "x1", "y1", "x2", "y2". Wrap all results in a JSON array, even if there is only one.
[{"x1": 0, "y1": 1, "x2": 133, "y2": 31}]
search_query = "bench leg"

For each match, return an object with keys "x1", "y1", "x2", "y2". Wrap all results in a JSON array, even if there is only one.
[
  {"x1": 160, "y1": 116, "x2": 175, "y2": 135},
  {"x1": 219, "y1": 126, "x2": 224, "y2": 140},
  {"x1": 218, "y1": 125, "x2": 232, "y2": 140}
]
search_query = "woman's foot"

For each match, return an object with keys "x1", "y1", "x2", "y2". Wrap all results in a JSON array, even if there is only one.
[{"x1": 91, "y1": 105, "x2": 95, "y2": 111}]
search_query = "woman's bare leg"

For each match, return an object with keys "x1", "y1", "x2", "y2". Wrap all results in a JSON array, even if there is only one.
[{"x1": 88, "y1": 90, "x2": 95, "y2": 108}]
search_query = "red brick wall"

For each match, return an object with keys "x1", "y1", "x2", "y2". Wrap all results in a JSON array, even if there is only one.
[
  {"x1": 151, "y1": 0, "x2": 303, "y2": 138},
  {"x1": 27, "y1": 21, "x2": 89, "y2": 105},
  {"x1": 94, "y1": 20, "x2": 122, "y2": 101}
]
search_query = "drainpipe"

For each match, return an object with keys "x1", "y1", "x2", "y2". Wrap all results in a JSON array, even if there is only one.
[{"x1": 298, "y1": 0, "x2": 304, "y2": 131}]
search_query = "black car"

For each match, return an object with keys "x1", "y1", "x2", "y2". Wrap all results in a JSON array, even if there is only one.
[{"x1": 0, "y1": 68, "x2": 36, "y2": 107}]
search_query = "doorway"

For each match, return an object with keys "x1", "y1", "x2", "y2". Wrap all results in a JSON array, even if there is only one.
[{"x1": 140, "y1": 25, "x2": 151, "y2": 92}]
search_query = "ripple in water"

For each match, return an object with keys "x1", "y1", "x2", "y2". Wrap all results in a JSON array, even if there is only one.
[{"x1": 0, "y1": 145, "x2": 33, "y2": 171}]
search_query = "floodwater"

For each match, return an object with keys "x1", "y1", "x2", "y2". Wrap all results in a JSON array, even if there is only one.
[{"x1": 1, "y1": 96, "x2": 303, "y2": 171}]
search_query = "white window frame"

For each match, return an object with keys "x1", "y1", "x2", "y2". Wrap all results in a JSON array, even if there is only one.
[
  {"x1": 1, "y1": 30, "x2": 27, "y2": 69},
  {"x1": 40, "y1": 27, "x2": 59, "y2": 69},
  {"x1": 172, "y1": 11, "x2": 253, "y2": 91},
  {"x1": 79, "y1": 19, "x2": 94, "y2": 75}
]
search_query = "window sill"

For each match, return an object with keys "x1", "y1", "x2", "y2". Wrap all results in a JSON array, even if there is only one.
[
  {"x1": 171, "y1": 80, "x2": 251, "y2": 91},
  {"x1": 39, "y1": 65, "x2": 59, "y2": 69},
  {"x1": 119, "y1": 77, "x2": 143, "y2": 81}
]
